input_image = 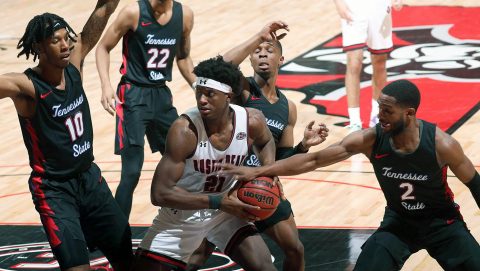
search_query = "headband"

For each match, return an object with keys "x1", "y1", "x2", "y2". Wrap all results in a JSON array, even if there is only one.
[{"x1": 196, "y1": 77, "x2": 232, "y2": 93}]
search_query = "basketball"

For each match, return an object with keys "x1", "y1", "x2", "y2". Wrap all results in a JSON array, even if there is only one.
[{"x1": 237, "y1": 176, "x2": 281, "y2": 220}]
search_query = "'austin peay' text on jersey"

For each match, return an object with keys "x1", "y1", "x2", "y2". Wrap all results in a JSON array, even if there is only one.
[
  {"x1": 119, "y1": 0, "x2": 183, "y2": 85},
  {"x1": 243, "y1": 77, "x2": 289, "y2": 167},
  {"x1": 20, "y1": 65, "x2": 94, "y2": 178},
  {"x1": 177, "y1": 104, "x2": 248, "y2": 195},
  {"x1": 370, "y1": 120, "x2": 460, "y2": 219}
]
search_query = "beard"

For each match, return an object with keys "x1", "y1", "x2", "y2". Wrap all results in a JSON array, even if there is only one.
[{"x1": 390, "y1": 118, "x2": 406, "y2": 136}]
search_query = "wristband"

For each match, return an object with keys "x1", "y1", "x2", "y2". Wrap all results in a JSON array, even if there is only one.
[
  {"x1": 191, "y1": 81, "x2": 197, "y2": 90},
  {"x1": 208, "y1": 194, "x2": 222, "y2": 209},
  {"x1": 294, "y1": 141, "x2": 309, "y2": 153},
  {"x1": 466, "y1": 171, "x2": 480, "y2": 208}
]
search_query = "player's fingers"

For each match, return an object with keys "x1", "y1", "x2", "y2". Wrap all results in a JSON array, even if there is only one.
[
  {"x1": 306, "y1": 120, "x2": 315, "y2": 130},
  {"x1": 276, "y1": 33, "x2": 287, "y2": 40}
]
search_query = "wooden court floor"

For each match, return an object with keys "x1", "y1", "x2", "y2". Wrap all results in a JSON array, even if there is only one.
[{"x1": 0, "y1": 1, "x2": 479, "y2": 270}]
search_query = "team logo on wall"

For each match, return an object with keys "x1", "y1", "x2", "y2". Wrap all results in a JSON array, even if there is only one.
[{"x1": 277, "y1": 6, "x2": 480, "y2": 133}]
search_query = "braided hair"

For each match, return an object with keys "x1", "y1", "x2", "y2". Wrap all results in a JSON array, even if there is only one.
[{"x1": 17, "y1": 13, "x2": 77, "y2": 61}]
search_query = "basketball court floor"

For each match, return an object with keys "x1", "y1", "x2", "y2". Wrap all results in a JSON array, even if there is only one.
[{"x1": 0, "y1": 0, "x2": 479, "y2": 270}]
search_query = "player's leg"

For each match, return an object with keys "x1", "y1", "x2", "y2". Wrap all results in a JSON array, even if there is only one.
[
  {"x1": 341, "y1": 6, "x2": 368, "y2": 132},
  {"x1": 186, "y1": 238, "x2": 216, "y2": 271},
  {"x1": 79, "y1": 163, "x2": 134, "y2": 271},
  {"x1": 114, "y1": 83, "x2": 149, "y2": 219},
  {"x1": 133, "y1": 248, "x2": 187, "y2": 271},
  {"x1": 426, "y1": 219, "x2": 480, "y2": 271},
  {"x1": 367, "y1": 0, "x2": 393, "y2": 127},
  {"x1": 28, "y1": 176, "x2": 91, "y2": 270},
  {"x1": 258, "y1": 199, "x2": 304, "y2": 271},
  {"x1": 354, "y1": 231, "x2": 411, "y2": 271}
]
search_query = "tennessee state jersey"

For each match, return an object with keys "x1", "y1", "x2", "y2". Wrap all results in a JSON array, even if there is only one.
[
  {"x1": 243, "y1": 77, "x2": 289, "y2": 167},
  {"x1": 119, "y1": 0, "x2": 183, "y2": 85},
  {"x1": 20, "y1": 65, "x2": 94, "y2": 178},
  {"x1": 177, "y1": 104, "x2": 249, "y2": 195},
  {"x1": 370, "y1": 120, "x2": 460, "y2": 219}
]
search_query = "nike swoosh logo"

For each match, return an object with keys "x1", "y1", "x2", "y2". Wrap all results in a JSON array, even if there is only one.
[
  {"x1": 374, "y1": 153, "x2": 389, "y2": 159},
  {"x1": 141, "y1": 21, "x2": 152, "y2": 27},
  {"x1": 250, "y1": 96, "x2": 261, "y2": 101},
  {"x1": 40, "y1": 90, "x2": 53, "y2": 99}
]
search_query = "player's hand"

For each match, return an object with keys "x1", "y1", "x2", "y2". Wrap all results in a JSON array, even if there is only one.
[
  {"x1": 220, "y1": 189, "x2": 261, "y2": 222},
  {"x1": 334, "y1": 0, "x2": 353, "y2": 23},
  {"x1": 220, "y1": 164, "x2": 259, "y2": 181},
  {"x1": 392, "y1": 0, "x2": 403, "y2": 11},
  {"x1": 259, "y1": 21, "x2": 290, "y2": 42},
  {"x1": 100, "y1": 84, "x2": 121, "y2": 116},
  {"x1": 302, "y1": 121, "x2": 329, "y2": 149}
]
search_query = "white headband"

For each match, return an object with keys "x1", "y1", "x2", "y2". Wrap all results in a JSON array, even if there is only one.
[{"x1": 196, "y1": 77, "x2": 232, "y2": 93}]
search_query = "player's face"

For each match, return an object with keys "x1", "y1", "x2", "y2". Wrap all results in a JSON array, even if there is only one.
[
  {"x1": 39, "y1": 28, "x2": 72, "y2": 68},
  {"x1": 250, "y1": 42, "x2": 284, "y2": 79},
  {"x1": 378, "y1": 94, "x2": 408, "y2": 135},
  {"x1": 195, "y1": 86, "x2": 230, "y2": 119}
]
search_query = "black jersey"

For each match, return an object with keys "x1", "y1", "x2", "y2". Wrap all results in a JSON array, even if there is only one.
[
  {"x1": 370, "y1": 120, "x2": 460, "y2": 219},
  {"x1": 20, "y1": 64, "x2": 94, "y2": 178},
  {"x1": 119, "y1": 0, "x2": 183, "y2": 85},
  {"x1": 243, "y1": 77, "x2": 289, "y2": 167}
]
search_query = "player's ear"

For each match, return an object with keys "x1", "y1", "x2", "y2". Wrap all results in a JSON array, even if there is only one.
[
  {"x1": 32, "y1": 42, "x2": 41, "y2": 54},
  {"x1": 279, "y1": 55, "x2": 285, "y2": 66},
  {"x1": 406, "y1": 107, "x2": 416, "y2": 117}
]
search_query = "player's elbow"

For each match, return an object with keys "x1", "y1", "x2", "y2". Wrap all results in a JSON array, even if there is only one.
[{"x1": 151, "y1": 190, "x2": 169, "y2": 206}]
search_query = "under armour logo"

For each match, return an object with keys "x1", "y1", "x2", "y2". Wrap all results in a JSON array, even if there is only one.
[
  {"x1": 199, "y1": 141, "x2": 207, "y2": 147},
  {"x1": 199, "y1": 79, "x2": 207, "y2": 85}
]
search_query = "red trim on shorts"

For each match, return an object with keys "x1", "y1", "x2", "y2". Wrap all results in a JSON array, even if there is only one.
[
  {"x1": 31, "y1": 176, "x2": 62, "y2": 247},
  {"x1": 343, "y1": 43, "x2": 366, "y2": 52},
  {"x1": 224, "y1": 224, "x2": 257, "y2": 255},
  {"x1": 368, "y1": 47, "x2": 394, "y2": 54},
  {"x1": 116, "y1": 84, "x2": 128, "y2": 150},
  {"x1": 24, "y1": 119, "x2": 46, "y2": 174},
  {"x1": 136, "y1": 248, "x2": 187, "y2": 269}
]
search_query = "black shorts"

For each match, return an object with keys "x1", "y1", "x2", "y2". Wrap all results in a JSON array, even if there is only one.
[
  {"x1": 355, "y1": 207, "x2": 480, "y2": 270},
  {"x1": 255, "y1": 198, "x2": 293, "y2": 232},
  {"x1": 28, "y1": 163, "x2": 133, "y2": 269},
  {"x1": 115, "y1": 82, "x2": 179, "y2": 154}
]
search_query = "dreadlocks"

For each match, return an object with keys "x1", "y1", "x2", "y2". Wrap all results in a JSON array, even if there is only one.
[{"x1": 17, "y1": 13, "x2": 77, "y2": 61}]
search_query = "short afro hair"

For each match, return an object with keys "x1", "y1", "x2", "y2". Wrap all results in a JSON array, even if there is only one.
[
  {"x1": 193, "y1": 56, "x2": 243, "y2": 96},
  {"x1": 382, "y1": 79, "x2": 421, "y2": 110}
]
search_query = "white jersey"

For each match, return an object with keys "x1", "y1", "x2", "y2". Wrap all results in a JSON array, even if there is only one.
[{"x1": 177, "y1": 104, "x2": 249, "y2": 195}]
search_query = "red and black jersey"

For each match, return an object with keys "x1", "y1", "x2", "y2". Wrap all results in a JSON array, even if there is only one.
[
  {"x1": 370, "y1": 120, "x2": 460, "y2": 219},
  {"x1": 20, "y1": 64, "x2": 94, "y2": 178},
  {"x1": 119, "y1": 0, "x2": 183, "y2": 85}
]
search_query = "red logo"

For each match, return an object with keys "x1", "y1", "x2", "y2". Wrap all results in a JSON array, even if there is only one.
[
  {"x1": 40, "y1": 90, "x2": 53, "y2": 99},
  {"x1": 374, "y1": 153, "x2": 390, "y2": 159},
  {"x1": 141, "y1": 21, "x2": 152, "y2": 27},
  {"x1": 250, "y1": 96, "x2": 261, "y2": 101}
]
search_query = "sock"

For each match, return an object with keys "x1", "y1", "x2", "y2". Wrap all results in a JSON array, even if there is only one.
[
  {"x1": 371, "y1": 99, "x2": 379, "y2": 119},
  {"x1": 348, "y1": 107, "x2": 361, "y2": 125}
]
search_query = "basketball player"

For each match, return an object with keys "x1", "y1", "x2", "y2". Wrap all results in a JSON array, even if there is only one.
[
  {"x1": 96, "y1": 0, "x2": 195, "y2": 219},
  {"x1": 187, "y1": 21, "x2": 328, "y2": 271},
  {"x1": 223, "y1": 79, "x2": 480, "y2": 270},
  {"x1": 333, "y1": 0, "x2": 403, "y2": 132},
  {"x1": 0, "y1": 2, "x2": 134, "y2": 270},
  {"x1": 132, "y1": 56, "x2": 277, "y2": 271}
]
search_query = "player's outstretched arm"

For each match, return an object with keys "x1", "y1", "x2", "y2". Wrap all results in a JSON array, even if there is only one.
[
  {"x1": 0, "y1": 73, "x2": 34, "y2": 100},
  {"x1": 223, "y1": 127, "x2": 375, "y2": 180},
  {"x1": 436, "y1": 128, "x2": 480, "y2": 208},
  {"x1": 96, "y1": 4, "x2": 137, "y2": 115},
  {"x1": 176, "y1": 5, "x2": 196, "y2": 89},
  {"x1": 223, "y1": 21, "x2": 289, "y2": 67},
  {"x1": 70, "y1": 0, "x2": 120, "y2": 70}
]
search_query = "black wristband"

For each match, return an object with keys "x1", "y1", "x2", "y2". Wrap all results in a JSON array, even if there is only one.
[
  {"x1": 294, "y1": 141, "x2": 309, "y2": 154},
  {"x1": 208, "y1": 195, "x2": 222, "y2": 209},
  {"x1": 466, "y1": 171, "x2": 480, "y2": 209}
]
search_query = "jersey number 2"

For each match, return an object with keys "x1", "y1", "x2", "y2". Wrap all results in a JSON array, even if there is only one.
[
  {"x1": 400, "y1": 182, "x2": 415, "y2": 200},
  {"x1": 147, "y1": 48, "x2": 170, "y2": 69}
]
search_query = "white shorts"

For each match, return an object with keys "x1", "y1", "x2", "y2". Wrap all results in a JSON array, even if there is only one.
[
  {"x1": 139, "y1": 207, "x2": 254, "y2": 263},
  {"x1": 341, "y1": 0, "x2": 393, "y2": 53}
]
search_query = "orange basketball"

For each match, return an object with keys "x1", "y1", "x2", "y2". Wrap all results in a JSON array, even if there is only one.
[{"x1": 237, "y1": 176, "x2": 281, "y2": 220}]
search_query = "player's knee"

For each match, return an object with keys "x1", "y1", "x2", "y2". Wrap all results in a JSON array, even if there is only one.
[{"x1": 283, "y1": 239, "x2": 304, "y2": 259}]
